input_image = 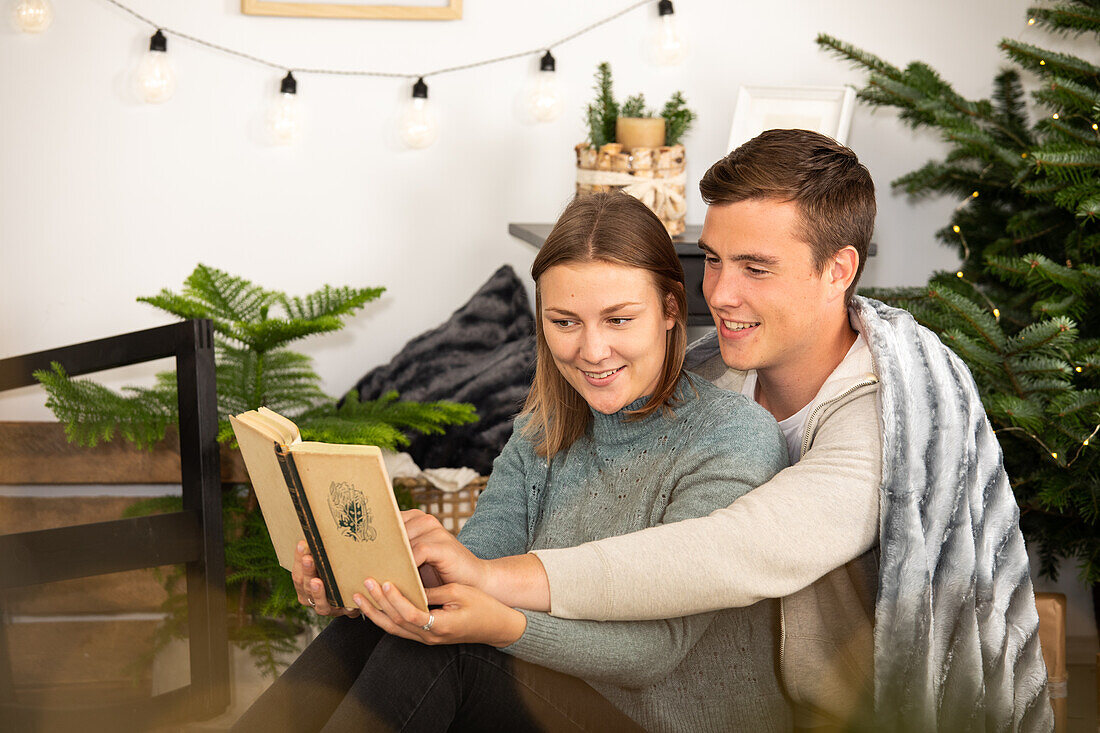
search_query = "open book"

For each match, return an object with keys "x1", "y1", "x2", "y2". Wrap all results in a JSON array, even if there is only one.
[{"x1": 229, "y1": 407, "x2": 427, "y2": 612}]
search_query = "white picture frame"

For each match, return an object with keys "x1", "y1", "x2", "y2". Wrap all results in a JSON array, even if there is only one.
[{"x1": 727, "y1": 85, "x2": 857, "y2": 152}]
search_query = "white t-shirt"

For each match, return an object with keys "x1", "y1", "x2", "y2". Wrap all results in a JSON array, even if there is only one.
[{"x1": 741, "y1": 333, "x2": 870, "y2": 465}]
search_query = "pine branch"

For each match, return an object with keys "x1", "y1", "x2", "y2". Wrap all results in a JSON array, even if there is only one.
[
  {"x1": 1000, "y1": 39, "x2": 1100, "y2": 82},
  {"x1": 661, "y1": 91, "x2": 697, "y2": 146},
  {"x1": 815, "y1": 33, "x2": 906, "y2": 81},
  {"x1": 620, "y1": 94, "x2": 650, "y2": 118},
  {"x1": 1029, "y1": 3, "x2": 1100, "y2": 37},
  {"x1": 585, "y1": 62, "x2": 618, "y2": 147}
]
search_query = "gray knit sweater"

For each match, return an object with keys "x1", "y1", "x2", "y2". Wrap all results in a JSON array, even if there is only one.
[{"x1": 458, "y1": 373, "x2": 793, "y2": 733}]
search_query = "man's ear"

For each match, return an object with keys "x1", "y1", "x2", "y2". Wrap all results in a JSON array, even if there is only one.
[{"x1": 829, "y1": 246, "x2": 860, "y2": 300}]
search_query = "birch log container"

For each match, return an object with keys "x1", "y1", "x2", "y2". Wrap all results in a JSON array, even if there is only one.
[{"x1": 574, "y1": 134, "x2": 687, "y2": 237}]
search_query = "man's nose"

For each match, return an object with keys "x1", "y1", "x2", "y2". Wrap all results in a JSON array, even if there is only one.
[{"x1": 705, "y1": 268, "x2": 743, "y2": 310}]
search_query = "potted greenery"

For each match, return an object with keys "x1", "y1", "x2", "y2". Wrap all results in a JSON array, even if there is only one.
[
  {"x1": 575, "y1": 62, "x2": 697, "y2": 236},
  {"x1": 35, "y1": 263, "x2": 477, "y2": 675}
]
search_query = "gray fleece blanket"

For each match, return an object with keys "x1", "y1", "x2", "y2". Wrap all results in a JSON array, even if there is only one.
[
  {"x1": 688, "y1": 296, "x2": 1052, "y2": 731},
  {"x1": 856, "y1": 297, "x2": 1051, "y2": 731}
]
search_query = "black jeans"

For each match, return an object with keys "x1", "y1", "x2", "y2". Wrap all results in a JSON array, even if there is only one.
[{"x1": 232, "y1": 616, "x2": 643, "y2": 732}]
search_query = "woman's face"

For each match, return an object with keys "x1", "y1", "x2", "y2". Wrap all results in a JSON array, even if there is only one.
[{"x1": 539, "y1": 261, "x2": 675, "y2": 415}]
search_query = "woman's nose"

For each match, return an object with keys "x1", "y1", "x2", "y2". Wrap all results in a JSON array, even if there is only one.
[{"x1": 579, "y1": 330, "x2": 611, "y2": 364}]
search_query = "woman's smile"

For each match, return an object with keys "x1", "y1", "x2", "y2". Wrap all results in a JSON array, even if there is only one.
[{"x1": 539, "y1": 261, "x2": 674, "y2": 414}]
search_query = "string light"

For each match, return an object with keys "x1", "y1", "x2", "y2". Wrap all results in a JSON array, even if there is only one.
[
  {"x1": 971, "y1": 191, "x2": 979, "y2": 198},
  {"x1": 1052, "y1": 113, "x2": 1059, "y2": 119},
  {"x1": 956, "y1": 271, "x2": 965, "y2": 278},
  {"x1": 1040, "y1": 60, "x2": 1046, "y2": 66},
  {"x1": 400, "y1": 77, "x2": 439, "y2": 149},
  {"x1": 12, "y1": 0, "x2": 52, "y2": 32},
  {"x1": 649, "y1": 0, "x2": 688, "y2": 65},
  {"x1": 1076, "y1": 366, "x2": 1084, "y2": 372},
  {"x1": 135, "y1": 30, "x2": 176, "y2": 103},
  {"x1": 953, "y1": 225, "x2": 961, "y2": 233},
  {"x1": 993, "y1": 308, "x2": 1000, "y2": 319},
  {"x1": 1051, "y1": 452, "x2": 1058, "y2": 460},
  {"x1": 1028, "y1": 17, "x2": 1036, "y2": 25},
  {"x1": 525, "y1": 51, "x2": 564, "y2": 122},
  {"x1": 1092, "y1": 123, "x2": 1098, "y2": 131},
  {"x1": 266, "y1": 72, "x2": 301, "y2": 145}
]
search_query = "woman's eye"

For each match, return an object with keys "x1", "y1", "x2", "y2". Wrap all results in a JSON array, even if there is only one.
[
  {"x1": 551, "y1": 319, "x2": 576, "y2": 328},
  {"x1": 608, "y1": 317, "x2": 633, "y2": 326}
]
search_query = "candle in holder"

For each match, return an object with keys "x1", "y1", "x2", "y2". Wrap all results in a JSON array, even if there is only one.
[{"x1": 615, "y1": 117, "x2": 666, "y2": 152}]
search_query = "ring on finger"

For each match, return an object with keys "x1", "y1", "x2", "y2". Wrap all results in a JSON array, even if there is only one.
[{"x1": 421, "y1": 613, "x2": 435, "y2": 632}]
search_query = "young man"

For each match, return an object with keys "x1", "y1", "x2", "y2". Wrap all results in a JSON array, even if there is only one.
[{"x1": 302, "y1": 130, "x2": 1053, "y2": 731}]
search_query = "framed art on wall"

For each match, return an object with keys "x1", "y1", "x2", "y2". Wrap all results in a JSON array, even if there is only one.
[
  {"x1": 727, "y1": 85, "x2": 856, "y2": 152},
  {"x1": 241, "y1": 0, "x2": 462, "y2": 20}
]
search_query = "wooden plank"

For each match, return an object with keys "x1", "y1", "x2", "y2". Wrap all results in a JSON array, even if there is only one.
[
  {"x1": 241, "y1": 0, "x2": 462, "y2": 20},
  {"x1": 0, "y1": 496, "x2": 170, "y2": 613},
  {"x1": 0, "y1": 513, "x2": 202, "y2": 589},
  {"x1": 0, "y1": 422, "x2": 248, "y2": 484}
]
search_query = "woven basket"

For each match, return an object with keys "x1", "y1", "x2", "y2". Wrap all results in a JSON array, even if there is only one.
[{"x1": 394, "y1": 475, "x2": 487, "y2": 536}]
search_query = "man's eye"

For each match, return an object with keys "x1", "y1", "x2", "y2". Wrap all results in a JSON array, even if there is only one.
[
  {"x1": 704, "y1": 255, "x2": 720, "y2": 265},
  {"x1": 746, "y1": 266, "x2": 769, "y2": 276}
]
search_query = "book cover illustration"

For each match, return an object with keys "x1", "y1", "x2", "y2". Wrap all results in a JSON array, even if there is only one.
[{"x1": 328, "y1": 481, "x2": 378, "y2": 543}]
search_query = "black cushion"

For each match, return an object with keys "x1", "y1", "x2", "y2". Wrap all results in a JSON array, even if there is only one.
[{"x1": 350, "y1": 265, "x2": 536, "y2": 474}]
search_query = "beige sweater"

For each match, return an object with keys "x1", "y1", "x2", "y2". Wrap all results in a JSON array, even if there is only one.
[{"x1": 532, "y1": 327, "x2": 882, "y2": 727}]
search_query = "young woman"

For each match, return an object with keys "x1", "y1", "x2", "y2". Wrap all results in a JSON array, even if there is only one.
[{"x1": 234, "y1": 192, "x2": 791, "y2": 733}]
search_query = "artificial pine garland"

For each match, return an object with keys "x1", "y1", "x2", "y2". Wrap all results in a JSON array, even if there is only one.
[
  {"x1": 36, "y1": 263, "x2": 478, "y2": 674},
  {"x1": 817, "y1": 4, "x2": 1100, "y2": 638}
]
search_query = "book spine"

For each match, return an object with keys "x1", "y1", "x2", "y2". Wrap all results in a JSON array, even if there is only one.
[{"x1": 274, "y1": 444, "x2": 344, "y2": 610}]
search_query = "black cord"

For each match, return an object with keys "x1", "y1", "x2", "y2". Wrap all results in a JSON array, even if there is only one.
[{"x1": 100, "y1": 0, "x2": 655, "y2": 80}]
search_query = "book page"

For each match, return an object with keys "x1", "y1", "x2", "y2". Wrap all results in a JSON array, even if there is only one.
[
  {"x1": 257, "y1": 407, "x2": 301, "y2": 445},
  {"x1": 229, "y1": 413, "x2": 306, "y2": 570},
  {"x1": 288, "y1": 443, "x2": 428, "y2": 612}
]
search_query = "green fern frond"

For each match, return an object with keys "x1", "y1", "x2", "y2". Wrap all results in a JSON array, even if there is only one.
[
  {"x1": 34, "y1": 362, "x2": 177, "y2": 448},
  {"x1": 278, "y1": 285, "x2": 385, "y2": 322}
]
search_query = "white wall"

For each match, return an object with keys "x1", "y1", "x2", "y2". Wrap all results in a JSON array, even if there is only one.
[{"x1": 2, "y1": 0, "x2": 1094, "y2": 634}]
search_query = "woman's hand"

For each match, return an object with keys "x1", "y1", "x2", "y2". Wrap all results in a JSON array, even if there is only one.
[
  {"x1": 403, "y1": 510, "x2": 488, "y2": 589},
  {"x1": 353, "y1": 578, "x2": 527, "y2": 648},
  {"x1": 291, "y1": 541, "x2": 360, "y2": 618}
]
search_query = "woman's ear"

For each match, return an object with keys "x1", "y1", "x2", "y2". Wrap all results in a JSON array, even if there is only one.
[{"x1": 664, "y1": 291, "x2": 679, "y2": 331}]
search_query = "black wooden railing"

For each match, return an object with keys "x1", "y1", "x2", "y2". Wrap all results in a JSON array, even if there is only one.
[{"x1": 0, "y1": 320, "x2": 229, "y2": 729}]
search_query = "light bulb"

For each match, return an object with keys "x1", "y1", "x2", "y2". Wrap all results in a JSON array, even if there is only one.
[
  {"x1": 136, "y1": 30, "x2": 176, "y2": 104},
  {"x1": 12, "y1": 0, "x2": 51, "y2": 32},
  {"x1": 266, "y1": 72, "x2": 301, "y2": 145},
  {"x1": 526, "y1": 51, "x2": 563, "y2": 122},
  {"x1": 649, "y1": 0, "x2": 688, "y2": 66},
  {"x1": 400, "y1": 77, "x2": 439, "y2": 149}
]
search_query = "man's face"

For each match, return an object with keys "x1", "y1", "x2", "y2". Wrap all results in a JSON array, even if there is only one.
[{"x1": 700, "y1": 199, "x2": 842, "y2": 378}]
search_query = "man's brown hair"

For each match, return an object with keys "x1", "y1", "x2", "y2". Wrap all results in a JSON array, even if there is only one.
[
  {"x1": 699, "y1": 129, "x2": 876, "y2": 302},
  {"x1": 521, "y1": 192, "x2": 687, "y2": 459}
]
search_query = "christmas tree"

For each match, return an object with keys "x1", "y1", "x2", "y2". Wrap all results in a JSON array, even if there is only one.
[
  {"x1": 35, "y1": 263, "x2": 478, "y2": 674},
  {"x1": 818, "y1": 3, "x2": 1100, "y2": 636}
]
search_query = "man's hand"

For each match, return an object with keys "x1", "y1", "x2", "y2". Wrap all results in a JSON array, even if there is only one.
[
  {"x1": 403, "y1": 510, "x2": 488, "y2": 589},
  {"x1": 291, "y1": 541, "x2": 360, "y2": 618},
  {"x1": 353, "y1": 578, "x2": 527, "y2": 648}
]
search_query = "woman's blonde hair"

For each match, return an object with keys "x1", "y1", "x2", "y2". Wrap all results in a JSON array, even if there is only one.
[{"x1": 521, "y1": 192, "x2": 687, "y2": 459}]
